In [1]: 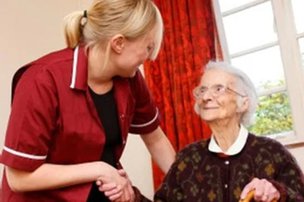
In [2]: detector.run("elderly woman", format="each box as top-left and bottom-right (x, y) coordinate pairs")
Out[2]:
(154, 61), (304, 202)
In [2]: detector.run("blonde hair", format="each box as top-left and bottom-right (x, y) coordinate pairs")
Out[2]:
(63, 0), (163, 60)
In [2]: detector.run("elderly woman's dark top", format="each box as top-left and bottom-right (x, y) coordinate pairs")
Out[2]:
(154, 134), (304, 202)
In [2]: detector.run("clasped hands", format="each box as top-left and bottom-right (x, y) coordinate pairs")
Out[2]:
(96, 168), (135, 202)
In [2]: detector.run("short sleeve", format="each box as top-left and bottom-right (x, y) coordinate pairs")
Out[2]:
(129, 71), (160, 134)
(0, 65), (58, 171)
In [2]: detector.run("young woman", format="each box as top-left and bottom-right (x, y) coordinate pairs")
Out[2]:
(0, 0), (175, 201)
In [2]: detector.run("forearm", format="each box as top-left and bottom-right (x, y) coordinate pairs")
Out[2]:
(6, 161), (109, 192)
(141, 127), (176, 173)
(148, 137), (175, 173)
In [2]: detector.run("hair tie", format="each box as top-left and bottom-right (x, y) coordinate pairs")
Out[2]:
(81, 10), (88, 26)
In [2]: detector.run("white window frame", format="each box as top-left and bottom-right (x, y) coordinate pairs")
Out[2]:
(212, 0), (304, 145)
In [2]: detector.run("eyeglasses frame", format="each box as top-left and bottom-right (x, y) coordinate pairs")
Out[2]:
(193, 84), (247, 100)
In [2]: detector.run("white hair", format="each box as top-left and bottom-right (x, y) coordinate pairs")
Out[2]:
(194, 61), (258, 126)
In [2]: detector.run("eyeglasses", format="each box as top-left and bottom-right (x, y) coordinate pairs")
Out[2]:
(193, 84), (247, 99)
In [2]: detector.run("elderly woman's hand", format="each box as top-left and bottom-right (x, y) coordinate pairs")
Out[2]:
(240, 178), (280, 202)
(96, 169), (135, 202)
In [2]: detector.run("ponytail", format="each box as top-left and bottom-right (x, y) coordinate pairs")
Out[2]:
(63, 11), (85, 48)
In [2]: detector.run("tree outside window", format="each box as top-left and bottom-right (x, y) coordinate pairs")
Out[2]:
(214, 0), (304, 143)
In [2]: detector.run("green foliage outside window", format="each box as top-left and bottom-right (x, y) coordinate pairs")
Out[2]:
(248, 81), (293, 136)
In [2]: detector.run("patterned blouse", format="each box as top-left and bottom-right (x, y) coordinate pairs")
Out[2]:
(154, 134), (304, 202)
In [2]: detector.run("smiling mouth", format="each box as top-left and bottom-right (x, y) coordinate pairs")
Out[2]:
(203, 107), (218, 110)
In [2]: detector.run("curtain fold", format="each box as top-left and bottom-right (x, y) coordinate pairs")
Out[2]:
(144, 0), (219, 188)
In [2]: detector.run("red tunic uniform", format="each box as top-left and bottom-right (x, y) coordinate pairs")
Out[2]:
(1, 46), (160, 201)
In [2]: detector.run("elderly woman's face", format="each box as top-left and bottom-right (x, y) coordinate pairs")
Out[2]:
(194, 69), (247, 123)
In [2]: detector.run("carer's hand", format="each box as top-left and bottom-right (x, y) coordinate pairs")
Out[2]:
(114, 169), (134, 202)
(240, 178), (280, 202)
(97, 168), (134, 202)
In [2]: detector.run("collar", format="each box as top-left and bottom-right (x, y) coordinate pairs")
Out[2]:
(70, 45), (88, 90)
(208, 124), (248, 156)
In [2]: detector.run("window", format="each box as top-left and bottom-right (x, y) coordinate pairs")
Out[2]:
(213, 0), (304, 145)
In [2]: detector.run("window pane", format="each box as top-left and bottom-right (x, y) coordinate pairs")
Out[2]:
(223, 2), (277, 54)
(231, 46), (285, 92)
(249, 91), (293, 136)
(299, 37), (304, 66)
(218, 0), (256, 12)
(291, 0), (304, 34)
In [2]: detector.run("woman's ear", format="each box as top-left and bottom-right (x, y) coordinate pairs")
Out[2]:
(237, 96), (249, 113)
(110, 34), (125, 54)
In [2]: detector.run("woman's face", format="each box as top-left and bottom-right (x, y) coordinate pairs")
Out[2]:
(195, 69), (247, 124)
(112, 26), (156, 78)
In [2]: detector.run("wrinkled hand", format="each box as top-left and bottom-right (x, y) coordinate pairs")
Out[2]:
(96, 168), (134, 202)
(240, 178), (280, 202)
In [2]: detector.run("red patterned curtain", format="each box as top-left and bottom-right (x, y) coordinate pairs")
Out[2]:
(144, 0), (220, 188)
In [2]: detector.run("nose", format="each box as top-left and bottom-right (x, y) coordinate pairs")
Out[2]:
(196, 95), (212, 108)
(200, 89), (213, 101)
(147, 53), (153, 61)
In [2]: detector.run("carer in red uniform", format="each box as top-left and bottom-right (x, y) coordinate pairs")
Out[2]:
(0, 0), (176, 201)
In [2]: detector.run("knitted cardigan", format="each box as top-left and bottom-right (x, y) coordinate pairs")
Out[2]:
(154, 134), (304, 202)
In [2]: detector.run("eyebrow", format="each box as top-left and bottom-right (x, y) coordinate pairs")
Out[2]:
(199, 83), (225, 87)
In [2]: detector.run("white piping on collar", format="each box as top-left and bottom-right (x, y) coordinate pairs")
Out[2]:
(70, 45), (79, 89)
(131, 108), (159, 128)
(3, 146), (47, 160)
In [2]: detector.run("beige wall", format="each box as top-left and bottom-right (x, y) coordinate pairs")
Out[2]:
(0, 0), (154, 199)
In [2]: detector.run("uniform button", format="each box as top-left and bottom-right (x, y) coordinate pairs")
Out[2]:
(225, 160), (229, 165)
(120, 114), (125, 120)
(224, 184), (228, 189)
(123, 140), (126, 145)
